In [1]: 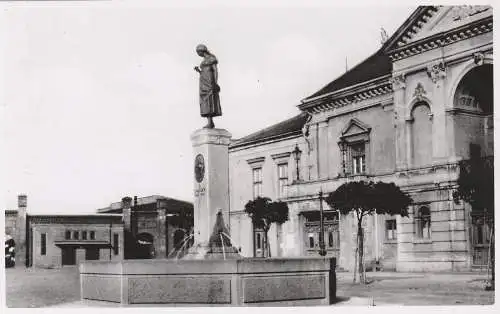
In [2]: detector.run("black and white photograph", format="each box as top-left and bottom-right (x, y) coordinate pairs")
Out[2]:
(1, 1), (495, 309)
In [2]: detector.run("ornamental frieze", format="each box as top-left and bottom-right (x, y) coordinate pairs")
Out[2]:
(390, 74), (406, 90)
(413, 83), (427, 101)
(426, 61), (446, 83)
(473, 52), (485, 65)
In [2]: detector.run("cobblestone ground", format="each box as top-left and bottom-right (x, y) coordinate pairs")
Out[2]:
(4, 266), (495, 307)
(336, 271), (495, 306)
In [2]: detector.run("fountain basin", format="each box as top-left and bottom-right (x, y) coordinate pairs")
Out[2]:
(80, 257), (336, 306)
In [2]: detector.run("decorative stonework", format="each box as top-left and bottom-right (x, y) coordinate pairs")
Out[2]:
(413, 83), (427, 101)
(426, 61), (446, 83)
(449, 5), (490, 22)
(473, 52), (485, 65)
(390, 74), (406, 90)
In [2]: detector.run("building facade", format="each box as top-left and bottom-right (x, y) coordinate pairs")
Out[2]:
(4, 195), (193, 268)
(228, 5), (493, 272)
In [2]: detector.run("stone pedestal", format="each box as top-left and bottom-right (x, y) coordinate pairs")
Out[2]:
(190, 128), (232, 248)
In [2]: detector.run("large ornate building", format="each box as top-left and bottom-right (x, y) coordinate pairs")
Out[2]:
(228, 5), (493, 272)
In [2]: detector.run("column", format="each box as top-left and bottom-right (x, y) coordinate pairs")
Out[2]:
(391, 74), (408, 170)
(155, 208), (167, 258)
(318, 121), (329, 180)
(427, 61), (448, 163)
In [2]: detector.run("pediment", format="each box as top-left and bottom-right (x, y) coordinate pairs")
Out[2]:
(341, 118), (371, 138)
(385, 5), (492, 53)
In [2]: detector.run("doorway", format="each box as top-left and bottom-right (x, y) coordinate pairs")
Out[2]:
(61, 247), (76, 266)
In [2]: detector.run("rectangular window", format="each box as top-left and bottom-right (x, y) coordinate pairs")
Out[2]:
(328, 231), (334, 247)
(252, 167), (263, 199)
(41, 233), (47, 255)
(277, 163), (288, 197)
(415, 206), (431, 239)
(90, 231), (95, 240)
(73, 231), (79, 240)
(385, 219), (397, 240)
(65, 230), (71, 240)
(82, 231), (87, 240)
(308, 233), (315, 248)
(113, 233), (119, 255)
(351, 143), (366, 174)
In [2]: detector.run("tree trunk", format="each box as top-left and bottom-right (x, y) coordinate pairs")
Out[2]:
(490, 228), (495, 289)
(264, 228), (271, 258)
(353, 236), (358, 283)
(358, 220), (365, 284)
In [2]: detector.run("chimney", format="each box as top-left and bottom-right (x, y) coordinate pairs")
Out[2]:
(122, 196), (133, 259)
(133, 196), (138, 207)
(18, 194), (27, 208)
(122, 196), (132, 209)
(16, 194), (28, 267)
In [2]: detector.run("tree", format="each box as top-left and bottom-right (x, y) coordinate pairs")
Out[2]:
(244, 197), (289, 257)
(325, 181), (412, 284)
(453, 155), (494, 290)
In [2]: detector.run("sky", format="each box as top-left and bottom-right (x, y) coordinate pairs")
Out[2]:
(1, 2), (416, 214)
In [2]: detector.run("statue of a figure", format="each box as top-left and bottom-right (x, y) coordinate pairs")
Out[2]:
(194, 44), (221, 129)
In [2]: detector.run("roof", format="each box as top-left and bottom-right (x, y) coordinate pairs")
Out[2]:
(97, 195), (193, 214)
(303, 48), (391, 101)
(230, 113), (309, 149)
(302, 7), (434, 102)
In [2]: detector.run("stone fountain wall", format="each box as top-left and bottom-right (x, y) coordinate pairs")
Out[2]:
(80, 257), (336, 306)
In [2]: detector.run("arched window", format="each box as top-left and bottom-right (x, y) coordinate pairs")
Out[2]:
(415, 206), (431, 239)
(410, 102), (433, 167)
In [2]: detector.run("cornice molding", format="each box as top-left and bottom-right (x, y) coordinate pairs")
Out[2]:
(388, 16), (492, 62)
(299, 80), (393, 114)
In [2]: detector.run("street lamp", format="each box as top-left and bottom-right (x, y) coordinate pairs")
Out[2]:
(318, 190), (327, 256)
(292, 144), (302, 181)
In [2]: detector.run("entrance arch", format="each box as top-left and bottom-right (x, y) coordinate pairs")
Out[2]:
(453, 64), (493, 114)
(452, 64), (493, 158)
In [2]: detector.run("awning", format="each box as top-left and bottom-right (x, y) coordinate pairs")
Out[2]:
(54, 241), (112, 248)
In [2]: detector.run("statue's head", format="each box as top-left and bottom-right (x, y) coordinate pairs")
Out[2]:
(196, 44), (208, 56)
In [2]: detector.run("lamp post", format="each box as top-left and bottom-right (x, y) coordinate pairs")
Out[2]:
(318, 190), (327, 256)
(292, 144), (302, 182)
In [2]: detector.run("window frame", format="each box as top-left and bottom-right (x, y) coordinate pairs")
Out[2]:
(415, 206), (431, 240)
(252, 167), (263, 199)
(385, 219), (397, 241)
(277, 163), (288, 197)
(338, 119), (371, 177)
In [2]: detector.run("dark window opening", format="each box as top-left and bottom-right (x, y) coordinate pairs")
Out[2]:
(73, 231), (79, 240)
(308, 234), (315, 248)
(113, 233), (119, 255)
(89, 231), (95, 240)
(82, 231), (87, 240)
(41, 233), (46, 256)
(65, 230), (71, 240)
(85, 248), (100, 260)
